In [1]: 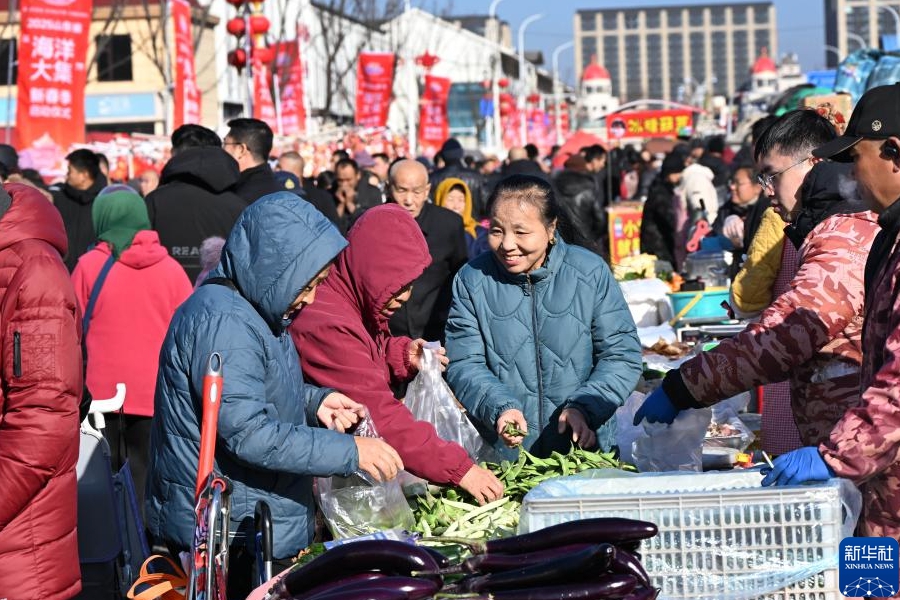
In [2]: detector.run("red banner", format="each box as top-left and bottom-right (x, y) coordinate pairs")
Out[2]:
(607, 109), (694, 140)
(253, 60), (278, 131)
(418, 75), (450, 154)
(16, 0), (92, 156)
(355, 52), (394, 128)
(274, 39), (306, 135)
(172, 0), (201, 128)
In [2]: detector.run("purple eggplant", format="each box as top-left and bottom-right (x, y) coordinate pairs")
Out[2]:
(459, 543), (615, 593)
(305, 589), (409, 600)
(298, 572), (386, 599)
(454, 543), (595, 574)
(485, 575), (638, 600)
(421, 545), (452, 568)
(610, 547), (652, 587)
(464, 518), (657, 555)
(621, 586), (660, 600)
(305, 576), (440, 600)
(277, 540), (440, 596)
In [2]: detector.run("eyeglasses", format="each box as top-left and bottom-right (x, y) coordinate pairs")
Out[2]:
(757, 156), (809, 190)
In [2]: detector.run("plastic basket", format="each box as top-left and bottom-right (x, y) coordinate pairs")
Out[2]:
(518, 471), (861, 600)
(668, 287), (730, 322)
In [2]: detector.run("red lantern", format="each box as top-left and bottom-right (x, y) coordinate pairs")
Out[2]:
(251, 45), (274, 64)
(226, 0), (244, 6)
(498, 77), (509, 89)
(249, 14), (270, 35)
(527, 93), (541, 104)
(228, 48), (248, 69)
(226, 17), (246, 37)
(415, 52), (440, 70)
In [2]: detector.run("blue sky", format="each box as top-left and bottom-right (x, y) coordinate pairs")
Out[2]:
(445, 0), (825, 85)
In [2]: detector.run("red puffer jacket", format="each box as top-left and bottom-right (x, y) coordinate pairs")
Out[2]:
(0, 184), (82, 599)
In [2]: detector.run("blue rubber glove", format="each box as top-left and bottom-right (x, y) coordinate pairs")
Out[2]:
(760, 447), (835, 486)
(633, 386), (681, 426)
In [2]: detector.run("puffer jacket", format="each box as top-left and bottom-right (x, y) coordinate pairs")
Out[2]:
(445, 237), (642, 458)
(666, 209), (880, 446)
(821, 197), (900, 540)
(0, 184), (82, 600)
(730, 207), (785, 317)
(293, 204), (474, 486)
(52, 175), (108, 271)
(554, 169), (606, 256)
(146, 192), (357, 559)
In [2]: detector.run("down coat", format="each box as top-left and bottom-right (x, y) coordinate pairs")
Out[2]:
(293, 204), (475, 486)
(445, 237), (642, 457)
(146, 192), (357, 558)
(0, 184), (82, 600)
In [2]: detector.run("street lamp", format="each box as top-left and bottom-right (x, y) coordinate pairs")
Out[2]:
(824, 44), (842, 66)
(847, 31), (869, 49)
(551, 40), (574, 145)
(878, 5), (900, 46)
(517, 13), (544, 147)
(489, 0), (506, 152)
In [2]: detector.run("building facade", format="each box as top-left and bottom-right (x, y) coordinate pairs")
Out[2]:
(825, 0), (900, 68)
(574, 2), (777, 103)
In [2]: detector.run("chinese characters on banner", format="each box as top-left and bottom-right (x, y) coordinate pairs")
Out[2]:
(274, 39), (306, 135)
(253, 60), (278, 131)
(418, 75), (450, 155)
(608, 203), (643, 264)
(172, 0), (201, 128)
(355, 52), (394, 128)
(16, 0), (92, 159)
(607, 109), (694, 140)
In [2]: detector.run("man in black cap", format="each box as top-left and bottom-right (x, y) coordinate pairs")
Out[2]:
(770, 82), (900, 541)
(430, 138), (485, 219)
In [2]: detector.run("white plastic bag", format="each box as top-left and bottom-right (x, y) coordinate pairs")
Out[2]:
(314, 414), (415, 539)
(405, 346), (499, 463)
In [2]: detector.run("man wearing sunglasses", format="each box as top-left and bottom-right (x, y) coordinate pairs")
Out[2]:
(634, 110), (879, 476)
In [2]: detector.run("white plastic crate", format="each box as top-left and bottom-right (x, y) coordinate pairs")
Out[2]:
(518, 470), (861, 600)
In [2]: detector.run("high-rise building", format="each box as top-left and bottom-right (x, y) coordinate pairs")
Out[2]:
(825, 0), (900, 68)
(574, 2), (777, 103)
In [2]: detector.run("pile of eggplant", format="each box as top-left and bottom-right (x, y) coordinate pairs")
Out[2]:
(265, 517), (659, 600)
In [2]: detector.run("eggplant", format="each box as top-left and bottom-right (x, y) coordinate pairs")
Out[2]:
(421, 545), (452, 568)
(305, 589), (409, 600)
(459, 543), (615, 593)
(276, 540), (440, 597)
(298, 572), (386, 599)
(471, 518), (657, 555)
(610, 547), (652, 588)
(306, 576), (440, 600)
(456, 543), (595, 574)
(621, 586), (660, 600)
(484, 575), (638, 600)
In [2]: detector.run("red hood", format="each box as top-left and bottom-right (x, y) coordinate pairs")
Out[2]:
(94, 230), (170, 269)
(326, 204), (430, 334)
(0, 183), (67, 256)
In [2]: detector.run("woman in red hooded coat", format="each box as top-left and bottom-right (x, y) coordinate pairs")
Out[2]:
(0, 183), (82, 599)
(291, 204), (503, 504)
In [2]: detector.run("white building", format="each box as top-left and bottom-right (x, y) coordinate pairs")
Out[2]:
(577, 58), (620, 127)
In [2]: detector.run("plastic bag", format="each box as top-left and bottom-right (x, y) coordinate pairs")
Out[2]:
(314, 414), (415, 539)
(405, 346), (499, 463)
(707, 392), (755, 452)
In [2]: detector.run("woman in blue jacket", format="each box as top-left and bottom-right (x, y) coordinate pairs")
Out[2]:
(445, 175), (641, 458)
(146, 193), (402, 596)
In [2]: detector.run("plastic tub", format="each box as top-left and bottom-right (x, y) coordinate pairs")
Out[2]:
(668, 287), (730, 322)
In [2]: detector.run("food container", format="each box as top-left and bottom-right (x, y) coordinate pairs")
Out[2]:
(667, 287), (730, 322)
(703, 434), (744, 449)
(682, 250), (730, 287)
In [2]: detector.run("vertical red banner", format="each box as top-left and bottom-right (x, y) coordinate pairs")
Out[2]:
(355, 52), (394, 128)
(274, 39), (306, 135)
(253, 60), (278, 131)
(172, 0), (201, 128)
(418, 74), (450, 155)
(16, 0), (92, 156)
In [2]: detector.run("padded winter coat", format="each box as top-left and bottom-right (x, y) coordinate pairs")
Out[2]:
(445, 237), (642, 457)
(0, 184), (82, 599)
(146, 192), (357, 558)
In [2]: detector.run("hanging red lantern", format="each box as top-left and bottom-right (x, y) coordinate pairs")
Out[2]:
(415, 52), (440, 70)
(249, 14), (270, 35)
(251, 45), (274, 64)
(498, 77), (509, 89)
(228, 48), (248, 69)
(226, 17), (246, 37)
(527, 93), (541, 104)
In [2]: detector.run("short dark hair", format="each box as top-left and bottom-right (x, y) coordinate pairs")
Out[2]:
(372, 152), (389, 163)
(316, 170), (336, 190)
(335, 158), (360, 174)
(750, 115), (778, 144)
(95, 152), (109, 170)
(706, 135), (726, 154)
(66, 149), (101, 180)
(754, 110), (836, 162)
(226, 118), (273, 162)
(524, 143), (539, 161)
(582, 144), (607, 163)
(171, 124), (222, 154)
(332, 149), (350, 162)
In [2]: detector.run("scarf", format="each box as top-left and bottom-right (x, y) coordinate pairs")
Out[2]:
(91, 189), (151, 259)
(434, 177), (478, 238)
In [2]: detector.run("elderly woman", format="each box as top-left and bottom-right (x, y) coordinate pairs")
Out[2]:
(445, 175), (642, 458)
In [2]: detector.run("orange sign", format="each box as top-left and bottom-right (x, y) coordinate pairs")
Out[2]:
(607, 109), (694, 140)
(608, 203), (643, 264)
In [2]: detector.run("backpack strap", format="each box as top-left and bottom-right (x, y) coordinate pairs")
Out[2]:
(83, 253), (117, 338)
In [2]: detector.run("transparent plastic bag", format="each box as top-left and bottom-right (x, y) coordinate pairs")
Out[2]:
(632, 405), (713, 472)
(314, 414), (415, 539)
(707, 393), (755, 452)
(405, 345), (499, 463)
